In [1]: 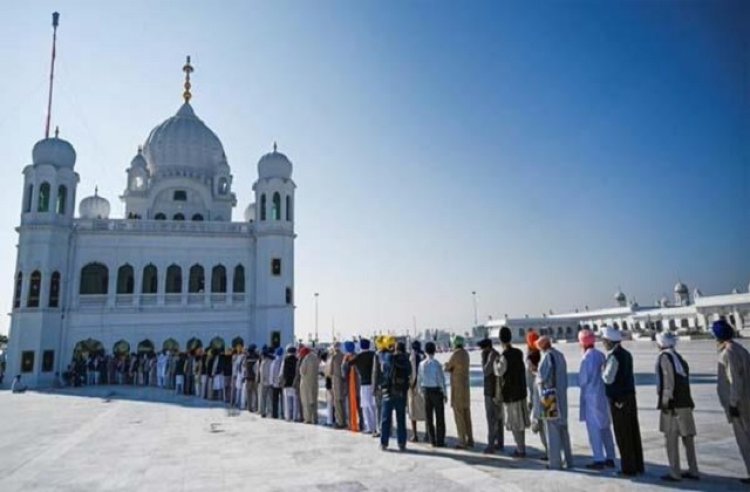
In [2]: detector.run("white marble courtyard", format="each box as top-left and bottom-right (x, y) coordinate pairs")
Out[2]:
(1, 340), (748, 491)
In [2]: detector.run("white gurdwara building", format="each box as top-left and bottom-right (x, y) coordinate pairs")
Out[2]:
(5, 58), (296, 387)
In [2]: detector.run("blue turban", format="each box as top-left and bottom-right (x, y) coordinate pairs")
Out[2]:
(712, 319), (734, 341)
(344, 341), (356, 354)
(360, 338), (371, 350)
(275, 346), (284, 357)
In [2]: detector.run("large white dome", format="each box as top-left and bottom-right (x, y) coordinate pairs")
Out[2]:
(142, 103), (226, 176)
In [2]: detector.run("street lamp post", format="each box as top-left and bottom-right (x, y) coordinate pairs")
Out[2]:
(314, 292), (319, 344)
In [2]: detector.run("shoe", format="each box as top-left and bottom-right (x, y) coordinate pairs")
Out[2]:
(660, 474), (680, 482)
(585, 462), (605, 470)
(453, 444), (466, 450)
(681, 473), (700, 481)
(436, 442), (446, 448)
(467, 441), (475, 448)
(604, 459), (615, 468)
(482, 446), (495, 454)
(380, 445), (387, 451)
(398, 445), (406, 452)
(372, 432), (381, 438)
(409, 436), (418, 443)
(511, 450), (527, 458)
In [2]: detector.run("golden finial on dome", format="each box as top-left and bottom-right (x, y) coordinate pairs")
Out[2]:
(182, 55), (194, 103)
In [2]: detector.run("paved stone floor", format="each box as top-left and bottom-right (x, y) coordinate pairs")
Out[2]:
(1, 340), (748, 491)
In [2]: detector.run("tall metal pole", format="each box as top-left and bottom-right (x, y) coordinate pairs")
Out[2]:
(472, 291), (478, 328)
(45, 12), (60, 139)
(314, 292), (319, 343)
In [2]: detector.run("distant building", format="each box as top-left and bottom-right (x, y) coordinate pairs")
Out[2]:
(485, 282), (750, 343)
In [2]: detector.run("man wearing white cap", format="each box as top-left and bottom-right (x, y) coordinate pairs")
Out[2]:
(655, 332), (699, 482)
(601, 325), (644, 477)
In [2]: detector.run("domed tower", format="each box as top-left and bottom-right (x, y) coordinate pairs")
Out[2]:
(253, 142), (296, 347)
(7, 130), (80, 387)
(122, 56), (237, 221)
(674, 281), (690, 306)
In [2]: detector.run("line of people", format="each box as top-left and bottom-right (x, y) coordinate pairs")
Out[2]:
(57, 318), (750, 485)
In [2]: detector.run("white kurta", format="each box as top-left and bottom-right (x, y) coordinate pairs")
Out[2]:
(578, 348), (611, 429)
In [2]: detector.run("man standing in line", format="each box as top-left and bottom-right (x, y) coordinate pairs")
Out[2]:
(270, 346), (284, 419)
(156, 350), (167, 389)
(299, 345), (320, 424)
(577, 329), (616, 470)
(407, 340), (426, 442)
(526, 330), (548, 460)
(536, 336), (572, 470)
(258, 347), (274, 417)
(496, 328), (530, 457)
(326, 342), (346, 429)
(655, 332), (699, 482)
(352, 338), (378, 434)
(713, 319), (750, 485)
(280, 344), (299, 422)
(444, 335), (474, 449)
(601, 326), (644, 477)
(245, 345), (260, 412)
(379, 339), (411, 451)
(478, 338), (504, 454)
(420, 341), (447, 447)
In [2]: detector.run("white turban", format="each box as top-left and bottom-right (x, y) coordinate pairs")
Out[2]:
(656, 332), (677, 349)
(601, 325), (622, 342)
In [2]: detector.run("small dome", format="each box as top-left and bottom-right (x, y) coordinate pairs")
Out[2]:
(674, 282), (688, 295)
(79, 190), (111, 219)
(258, 143), (293, 179)
(142, 103), (226, 176)
(660, 296), (670, 307)
(243, 202), (256, 222)
(32, 137), (76, 168)
(614, 290), (626, 302)
(130, 147), (148, 169)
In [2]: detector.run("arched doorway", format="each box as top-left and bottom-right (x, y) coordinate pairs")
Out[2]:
(74, 338), (104, 360)
(162, 338), (180, 353)
(113, 340), (131, 357)
(137, 339), (155, 354)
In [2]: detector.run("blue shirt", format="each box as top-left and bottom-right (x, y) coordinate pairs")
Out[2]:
(419, 357), (446, 394)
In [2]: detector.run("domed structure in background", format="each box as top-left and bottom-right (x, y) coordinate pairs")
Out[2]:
(258, 142), (293, 180)
(32, 134), (76, 168)
(79, 189), (110, 219)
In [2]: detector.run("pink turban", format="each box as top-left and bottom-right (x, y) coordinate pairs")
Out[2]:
(535, 336), (552, 351)
(578, 329), (595, 348)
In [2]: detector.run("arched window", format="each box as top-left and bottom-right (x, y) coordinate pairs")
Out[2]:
(154, 213), (166, 220)
(38, 182), (51, 212)
(218, 177), (229, 195)
(211, 265), (227, 293)
(233, 264), (245, 293)
(166, 264), (182, 293)
(622, 321), (629, 331)
(668, 319), (677, 331)
(189, 264), (205, 293)
(26, 270), (42, 307)
(142, 264), (158, 294)
(192, 214), (204, 221)
(56, 185), (67, 214)
(13, 272), (22, 308)
(173, 213), (185, 221)
(24, 184), (33, 213)
(285, 195), (292, 221)
(49, 271), (61, 307)
(79, 263), (108, 295)
(260, 194), (267, 221)
(117, 264), (134, 294)
(680, 318), (689, 329)
(272, 192), (281, 220)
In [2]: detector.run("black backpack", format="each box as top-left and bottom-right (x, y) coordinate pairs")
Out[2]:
(389, 354), (410, 396)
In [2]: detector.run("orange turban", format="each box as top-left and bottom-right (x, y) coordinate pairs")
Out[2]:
(526, 331), (540, 351)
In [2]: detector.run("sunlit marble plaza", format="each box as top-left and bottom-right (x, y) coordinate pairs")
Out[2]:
(1, 340), (748, 491)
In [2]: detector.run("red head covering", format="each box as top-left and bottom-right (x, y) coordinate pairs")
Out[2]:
(526, 331), (540, 352)
(298, 346), (311, 358)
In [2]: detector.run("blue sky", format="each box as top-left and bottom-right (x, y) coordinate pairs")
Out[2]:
(0, 1), (747, 338)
